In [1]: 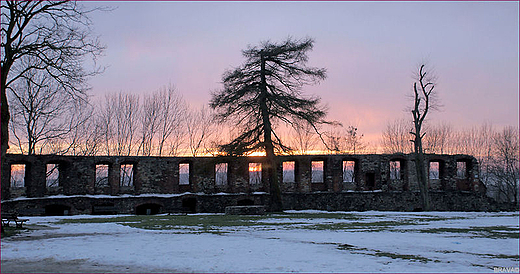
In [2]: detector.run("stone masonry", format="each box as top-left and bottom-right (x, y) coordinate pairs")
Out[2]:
(2, 153), (512, 215)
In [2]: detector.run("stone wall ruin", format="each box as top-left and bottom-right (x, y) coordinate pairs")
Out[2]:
(2, 153), (512, 215)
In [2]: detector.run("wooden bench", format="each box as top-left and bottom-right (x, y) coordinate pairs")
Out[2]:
(1, 213), (28, 228)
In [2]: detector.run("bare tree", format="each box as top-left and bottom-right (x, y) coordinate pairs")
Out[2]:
(63, 104), (103, 156)
(184, 105), (214, 157)
(291, 120), (320, 154)
(344, 126), (366, 154)
(323, 124), (365, 154)
(138, 85), (187, 156)
(97, 92), (139, 156)
(1, 0), (105, 158)
(323, 123), (344, 154)
(155, 85), (186, 156)
(423, 122), (453, 154)
(451, 123), (495, 187)
(210, 37), (329, 211)
(137, 92), (162, 156)
(489, 126), (519, 205)
(410, 64), (439, 211)
(381, 118), (413, 154)
(8, 66), (89, 155)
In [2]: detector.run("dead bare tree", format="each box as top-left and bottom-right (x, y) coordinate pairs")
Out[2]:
(1, 0), (105, 159)
(410, 64), (439, 211)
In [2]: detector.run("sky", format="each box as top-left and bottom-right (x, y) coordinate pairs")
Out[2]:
(83, 1), (519, 145)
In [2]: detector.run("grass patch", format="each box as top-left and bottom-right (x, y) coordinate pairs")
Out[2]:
(373, 251), (431, 263)
(335, 243), (431, 263)
(419, 226), (519, 239)
(438, 249), (518, 261)
(57, 214), (312, 233)
(56, 212), (366, 232)
(305, 220), (417, 231)
(56, 213), (518, 237)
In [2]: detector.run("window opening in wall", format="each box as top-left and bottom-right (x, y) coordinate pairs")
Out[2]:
(342, 161), (355, 183)
(120, 164), (134, 187)
(282, 161), (295, 183)
(311, 161), (324, 183)
(179, 163), (190, 185)
(46, 164), (59, 188)
(10, 164), (25, 188)
(215, 163), (228, 186)
(95, 164), (109, 189)
(456, 161), (467, 179)
(390, 161), (401, 180)
(249, 163), (262, 185)
(429, 162), (440, 180)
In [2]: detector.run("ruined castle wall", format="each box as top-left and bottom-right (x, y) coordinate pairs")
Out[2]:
(2, 153), (484, 200)
(1, 153), (497, 214)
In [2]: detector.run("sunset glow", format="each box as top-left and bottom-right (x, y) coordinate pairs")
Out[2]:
(82, 1), (517, 147)
(248, 163), (262, 173)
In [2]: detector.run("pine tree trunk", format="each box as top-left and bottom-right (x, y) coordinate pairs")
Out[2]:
(260, 54), (283, 212)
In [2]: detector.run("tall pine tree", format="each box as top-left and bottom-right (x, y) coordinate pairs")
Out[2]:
(210, 37), (329, 211)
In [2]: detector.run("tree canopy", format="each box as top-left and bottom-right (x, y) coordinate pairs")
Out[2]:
(210, 37), (328, 156)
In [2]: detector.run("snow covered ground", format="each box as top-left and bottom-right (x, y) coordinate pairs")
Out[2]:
(1, 211), (518, 273)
